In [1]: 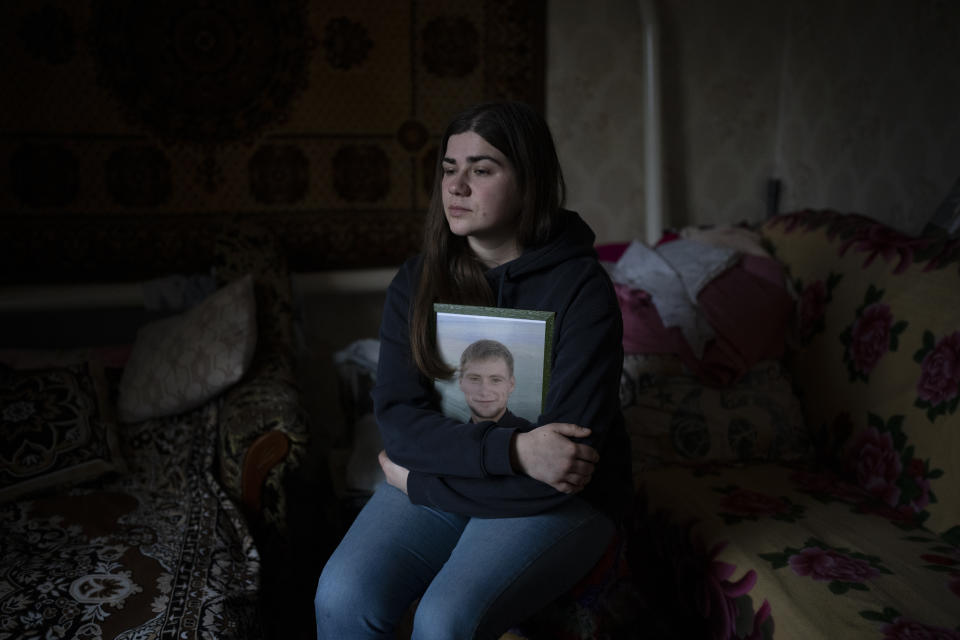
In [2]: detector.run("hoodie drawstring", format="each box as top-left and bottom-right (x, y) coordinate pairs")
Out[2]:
(496, 268), (508, 307)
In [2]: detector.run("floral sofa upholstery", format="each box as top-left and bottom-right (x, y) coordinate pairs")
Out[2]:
(502, 210), (960, 639)
(0, 224), (311, 639)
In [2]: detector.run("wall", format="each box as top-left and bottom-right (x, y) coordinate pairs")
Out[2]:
(775, 0), (960, 235)
(548, 0), (960, 241)
(0, 0), (545, 279)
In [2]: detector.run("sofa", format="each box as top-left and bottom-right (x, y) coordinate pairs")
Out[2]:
(0, 224), (314, 639)
(329, 210), (959, 639)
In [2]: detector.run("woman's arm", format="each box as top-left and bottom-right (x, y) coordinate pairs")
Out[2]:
(511, 423), (598, 493)
(398, 267), (626, 517)
(381, 423), (597, 495)
(372, 261), (521, 479)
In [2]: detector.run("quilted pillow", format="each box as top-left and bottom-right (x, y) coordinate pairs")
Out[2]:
(0, 360), (124, 502)
(762, 210), (960, 534)
(118, 274), (257, 422)
(621, 358), (810, 471)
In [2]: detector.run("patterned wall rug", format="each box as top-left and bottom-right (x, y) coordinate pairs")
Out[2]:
(0, 0), (545, 282)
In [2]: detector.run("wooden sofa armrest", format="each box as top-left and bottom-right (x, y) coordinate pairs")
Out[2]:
(241, 429), (291, 515)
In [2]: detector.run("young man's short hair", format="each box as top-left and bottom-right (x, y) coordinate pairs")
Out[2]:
(458, 339), (515, 377)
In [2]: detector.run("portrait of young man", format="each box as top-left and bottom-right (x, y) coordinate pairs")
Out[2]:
(457, 339), (527, 427)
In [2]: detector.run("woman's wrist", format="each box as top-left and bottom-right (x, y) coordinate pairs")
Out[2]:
(510, 432), (527, 474)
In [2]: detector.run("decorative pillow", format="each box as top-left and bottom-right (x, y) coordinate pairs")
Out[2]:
(1, 360), (124, 502)
(621, 359), (810, 471)
(762, 210), (960, 534)
(118, 274), (257, 422)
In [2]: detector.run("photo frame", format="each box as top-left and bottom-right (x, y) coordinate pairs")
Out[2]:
(434, 303), (554, 424)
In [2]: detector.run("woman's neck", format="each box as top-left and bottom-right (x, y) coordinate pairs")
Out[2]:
(468, 235), (521, 268)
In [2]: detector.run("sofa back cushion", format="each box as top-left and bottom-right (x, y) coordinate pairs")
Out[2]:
(117, 274), (257, 423)
(621, 357), (811, 471)
(762, 210), (960, 534)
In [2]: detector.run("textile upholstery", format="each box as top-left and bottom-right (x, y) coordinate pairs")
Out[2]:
(0, 405), (261, 639)
(212, 221), (309, 538)
(212, 221), (333, 639)
(764, 211), (960, 535)
(621, 358), (809, 469)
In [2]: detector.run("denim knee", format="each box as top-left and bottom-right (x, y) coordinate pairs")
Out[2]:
(411, 591), (484, 640)
(314, 572), (347, 636)
(314, 569), (383, 638)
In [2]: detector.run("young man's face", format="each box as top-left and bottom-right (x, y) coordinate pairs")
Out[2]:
(459, 356), (515, 423)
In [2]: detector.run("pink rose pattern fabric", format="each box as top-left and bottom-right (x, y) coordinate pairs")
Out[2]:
(685, 211), (960, 639)
(840, 286), (908, 382)
(790, 467), (870, 505)
(768, 209), (957, 521)
(750, 471), (960, 634)
(797, 273), (842, 342)
(881, 619), (960, 640)
(835, 221), (933, 275)
(861, 606), (960, 639)
(792, 412), (943, 530)
(849, 426), (903, 508)
(914, 330), (960, 421)
(767, 209), (960, 274)
(839, 413), (943, 528)
(715, 486), (805, 525)
(914, 531), (960, 603)
(761, 537), (891, 594)
(789, 547), (881, 585)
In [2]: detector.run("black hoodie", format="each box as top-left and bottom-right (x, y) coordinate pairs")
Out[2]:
(372, 210), (633, 519)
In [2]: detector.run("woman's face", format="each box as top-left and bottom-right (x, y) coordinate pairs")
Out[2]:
(441, 131), (522, 256)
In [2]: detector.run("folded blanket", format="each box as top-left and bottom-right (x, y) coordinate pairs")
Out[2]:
(606, 233), (794, 387)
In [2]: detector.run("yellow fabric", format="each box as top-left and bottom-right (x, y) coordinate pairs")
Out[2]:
(641, 463), (960, 638)
(762, 213), (960, 534)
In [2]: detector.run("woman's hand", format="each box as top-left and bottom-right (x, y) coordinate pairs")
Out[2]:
(378, 450), (410, 494)
(510, 423), (599, 494)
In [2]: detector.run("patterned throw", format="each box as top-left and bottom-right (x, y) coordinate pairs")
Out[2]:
(0, 360), (124, 502)
(0, 404), (262, 639)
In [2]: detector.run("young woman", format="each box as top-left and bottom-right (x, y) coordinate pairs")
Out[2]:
(315, 101), (632, 640)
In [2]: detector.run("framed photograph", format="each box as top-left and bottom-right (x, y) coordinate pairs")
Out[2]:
(433, 303), (555, 424)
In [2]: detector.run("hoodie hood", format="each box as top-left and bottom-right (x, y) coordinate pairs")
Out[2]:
(485, 209), (597, 306)
(374, 205), (631, 519)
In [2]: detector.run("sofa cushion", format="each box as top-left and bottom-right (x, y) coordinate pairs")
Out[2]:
(640, 462), (960, 638)
(622, 359), (811, 470)
(118, 274), (257, 422)
(762, 211), (960, 534)
(0, 404), (262, 639)
(0, 360), (124, 502)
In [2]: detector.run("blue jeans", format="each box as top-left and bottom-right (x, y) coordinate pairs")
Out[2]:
(314, 483), (615, 640)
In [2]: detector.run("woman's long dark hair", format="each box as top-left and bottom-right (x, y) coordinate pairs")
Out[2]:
(410, 101), (567, 379)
